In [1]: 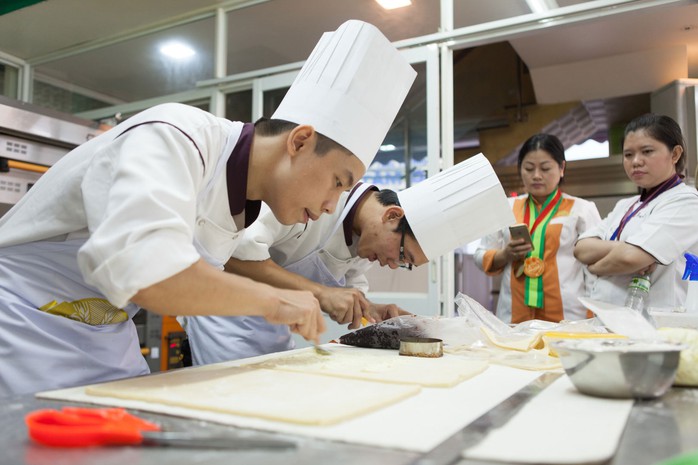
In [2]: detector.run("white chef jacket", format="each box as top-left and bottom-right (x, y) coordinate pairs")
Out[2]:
(185, 184), (376, 365)
(0, 103), (254, 396)
(578, 182), (698, 310)
(474, 193), (601, 323)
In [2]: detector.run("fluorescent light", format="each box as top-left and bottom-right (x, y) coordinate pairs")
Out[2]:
(380, 144), (397, 152)
(525, 0), (554, 13)
(159, 42), (196, 59)
(375, 0), (411, 10)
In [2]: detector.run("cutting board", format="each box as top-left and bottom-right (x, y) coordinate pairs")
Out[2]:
(463, 375), (634, 463)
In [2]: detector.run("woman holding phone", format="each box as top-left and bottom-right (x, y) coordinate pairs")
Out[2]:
(475, 133), (601, 324)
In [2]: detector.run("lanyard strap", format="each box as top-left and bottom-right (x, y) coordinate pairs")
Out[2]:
(610, 174), (682, 240)
(523, 189), (562, 235)
(522, 189), (563, 309)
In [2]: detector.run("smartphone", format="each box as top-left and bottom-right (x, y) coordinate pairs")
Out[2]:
(509, 224), (534, 250)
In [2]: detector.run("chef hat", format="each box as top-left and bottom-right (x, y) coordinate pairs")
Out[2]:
(398, 154), (516, 260)
(272, 20), (416, 168)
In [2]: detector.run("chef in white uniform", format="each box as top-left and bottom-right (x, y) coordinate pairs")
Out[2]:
(0, 20), (416, 397)
(575, 114), (698, 309)
(187, 154), (515, 364)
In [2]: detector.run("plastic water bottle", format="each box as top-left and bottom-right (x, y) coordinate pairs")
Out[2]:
(625, 274), (653, 323)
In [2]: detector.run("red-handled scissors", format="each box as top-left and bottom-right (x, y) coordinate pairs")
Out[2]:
(25, 407), (296, 449)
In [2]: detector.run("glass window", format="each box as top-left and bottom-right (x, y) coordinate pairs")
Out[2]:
(363, 61), (428, 190)
(32, 79), (112, 114)
(262, 87), (288, 119)
(225, 89), (253, 123)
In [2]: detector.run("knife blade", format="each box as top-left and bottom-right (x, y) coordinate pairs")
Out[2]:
(412, 371), (563, 465)
(313, 343), (332, 356)
(140, 431), (297, 449)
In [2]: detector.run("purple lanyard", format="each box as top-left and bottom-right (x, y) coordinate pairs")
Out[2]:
(610, 174), (682, 240)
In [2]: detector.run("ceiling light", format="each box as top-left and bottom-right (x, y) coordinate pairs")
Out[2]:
(375, 0), (411, 10)
(525, 0), (558, 13)
(159, 42), (196, 59)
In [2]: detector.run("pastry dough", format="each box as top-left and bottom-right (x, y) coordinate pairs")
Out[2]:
(86, 365), (420, 426)
(446, 345), (562, 371)
(658, 327), (698, 386)
(480, 327), (545, 352)
(255, 346), (488, 387)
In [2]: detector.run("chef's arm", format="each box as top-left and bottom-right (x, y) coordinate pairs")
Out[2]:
(574, 237), (619, 264)
(225, 257), (372, 329)
(584, 242), (657, 276)
(132, 258), (325, 343)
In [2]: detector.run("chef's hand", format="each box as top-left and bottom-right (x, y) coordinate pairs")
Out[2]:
(265, 289), (326, 344)
(368, 303), (412, 322)
(317, 287), (373, 330)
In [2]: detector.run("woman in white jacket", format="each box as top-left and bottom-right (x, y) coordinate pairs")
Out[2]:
(575, 114), (698, 310)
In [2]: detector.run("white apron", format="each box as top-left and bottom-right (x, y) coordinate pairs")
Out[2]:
(187, 183), (374, 364)
(0, 122), (243, 397)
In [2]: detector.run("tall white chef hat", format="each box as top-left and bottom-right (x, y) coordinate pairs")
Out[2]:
(398, 154), (516, 260)
(272, 20), (416, 168)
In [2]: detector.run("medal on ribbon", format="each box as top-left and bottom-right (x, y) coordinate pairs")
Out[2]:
(523, 257), (545, 278)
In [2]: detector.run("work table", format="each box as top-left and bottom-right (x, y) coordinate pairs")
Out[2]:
(2, 385), (698, 465)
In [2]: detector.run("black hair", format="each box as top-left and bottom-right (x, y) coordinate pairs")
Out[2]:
(375, 188), (415, 239)
(253, 117), (351, 156)
(517, 133), (566, 172)
(623, 113), (686, 177)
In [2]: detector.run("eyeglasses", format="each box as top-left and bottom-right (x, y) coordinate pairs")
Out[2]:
(398, 223), (412, 271)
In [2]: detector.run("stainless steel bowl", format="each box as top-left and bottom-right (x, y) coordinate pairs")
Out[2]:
(551, 339), (685, 399)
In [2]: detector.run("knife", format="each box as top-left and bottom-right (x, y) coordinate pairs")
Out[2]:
(412, 371), (563, 465)
(140, 431), (296, 449)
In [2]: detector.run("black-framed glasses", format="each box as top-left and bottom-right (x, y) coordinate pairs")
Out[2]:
(398, 223), (412, 271)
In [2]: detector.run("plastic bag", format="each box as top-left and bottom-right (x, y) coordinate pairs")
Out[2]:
(338, 313), (482, 349)
(337, 292), (603, 371)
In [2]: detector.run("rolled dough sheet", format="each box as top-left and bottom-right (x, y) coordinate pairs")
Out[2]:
(254, 345), (489, 387)
(86, 365), (420, 426)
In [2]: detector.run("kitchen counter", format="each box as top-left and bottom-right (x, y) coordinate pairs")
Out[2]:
(2, 385), (698, 465)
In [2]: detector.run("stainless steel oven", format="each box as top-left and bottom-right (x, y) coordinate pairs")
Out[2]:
(0, 96), (102, 216)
